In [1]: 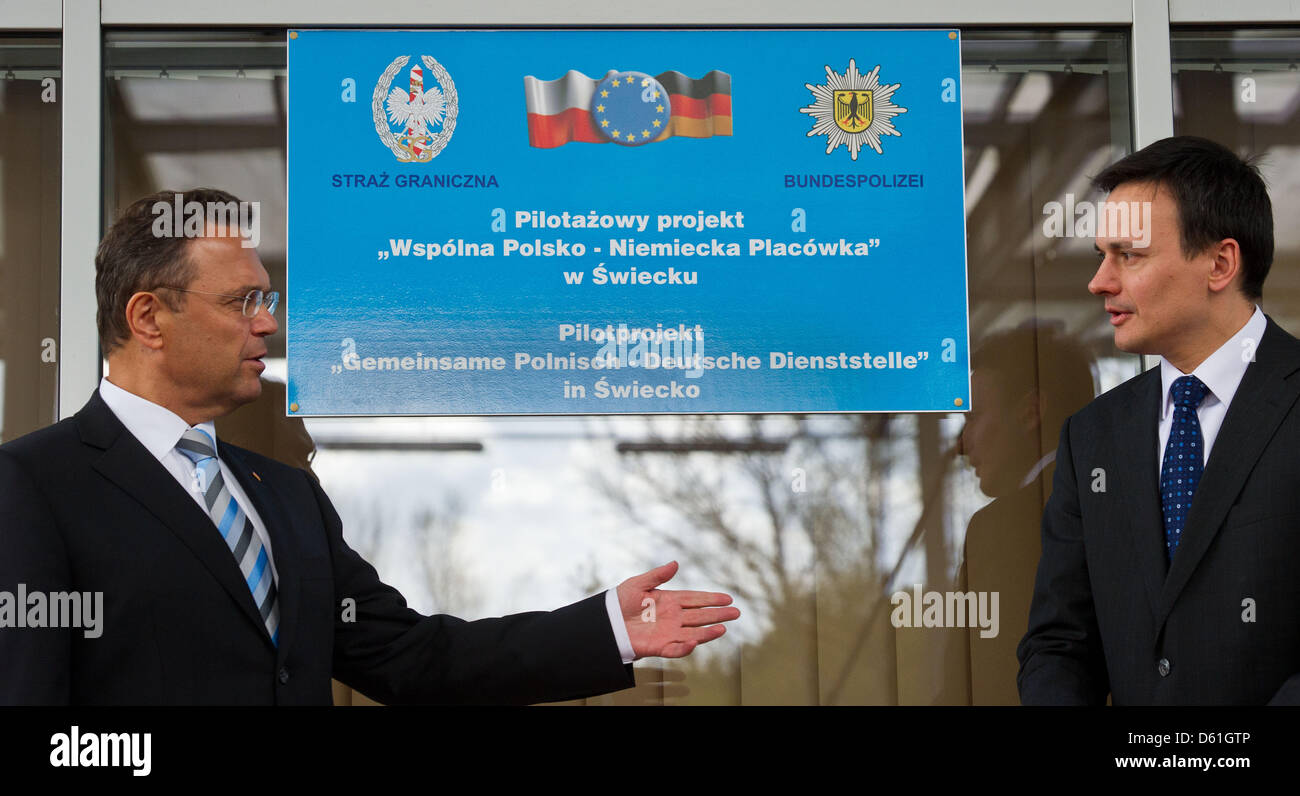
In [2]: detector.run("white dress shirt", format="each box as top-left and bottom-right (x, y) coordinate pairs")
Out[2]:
(1157, 305), (1266, 474)
(98, 377), (637, 663)
(99, 376), (280, 583)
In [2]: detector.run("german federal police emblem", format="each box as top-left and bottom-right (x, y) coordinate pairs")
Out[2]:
(373, 55), (459, 162)
(801, 60), (906, 159)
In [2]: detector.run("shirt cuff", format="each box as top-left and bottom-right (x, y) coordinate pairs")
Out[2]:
(605, 588), (636, 664)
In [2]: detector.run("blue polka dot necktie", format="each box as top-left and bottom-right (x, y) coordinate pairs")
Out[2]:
(1160, 375), (1210, 562)
(175, 428), (280, 645)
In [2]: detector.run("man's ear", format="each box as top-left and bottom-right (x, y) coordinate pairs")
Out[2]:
(1207, 238), (1244, 295)
(124, 291), (169, 350)
(1016, 387), (1042, 434)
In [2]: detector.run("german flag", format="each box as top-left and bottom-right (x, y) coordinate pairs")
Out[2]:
(654, 70), (731, 140)
(524, 69), (732, 148)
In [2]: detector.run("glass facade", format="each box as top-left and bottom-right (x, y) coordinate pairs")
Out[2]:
(1172, 29), (1300, 330)
(100, 29), (1133, 704)
(5, 7), (1295, 706)
(0, 35), (60, 442)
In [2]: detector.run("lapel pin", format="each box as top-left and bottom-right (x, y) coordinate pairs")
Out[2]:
(252, 471), (262, 482)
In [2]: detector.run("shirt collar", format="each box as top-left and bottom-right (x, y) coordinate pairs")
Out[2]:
(98, 376), (219, 459)
(1160, 305), (1266, 420)
(1019, 450), (1056, 489)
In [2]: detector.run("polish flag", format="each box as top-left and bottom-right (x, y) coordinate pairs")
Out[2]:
(523, 70), (613, 149)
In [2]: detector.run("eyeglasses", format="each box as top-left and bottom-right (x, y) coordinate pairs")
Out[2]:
(155, 286), (280, 318)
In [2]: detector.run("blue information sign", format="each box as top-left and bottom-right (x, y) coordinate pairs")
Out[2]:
(286, 29), (969, 415)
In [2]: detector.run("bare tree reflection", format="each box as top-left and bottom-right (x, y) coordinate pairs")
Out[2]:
(337, 491), (480, 618)
(587, 413), (924, 704)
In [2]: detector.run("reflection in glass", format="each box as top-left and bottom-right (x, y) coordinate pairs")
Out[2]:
(1172, 29), (1300, 331)
(958, 324), (1094, 704)
(102, 29), (1136, 705)
(0, 36), (60, 442)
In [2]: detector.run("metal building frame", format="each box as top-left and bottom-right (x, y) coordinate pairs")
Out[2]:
(2, 0), (1296, 416)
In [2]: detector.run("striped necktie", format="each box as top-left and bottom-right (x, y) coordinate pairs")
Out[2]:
(175, 428), (280, 645)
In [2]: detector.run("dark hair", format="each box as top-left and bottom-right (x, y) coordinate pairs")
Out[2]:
(1092, 135), (1273, 300)
(95, 187), (243, 353)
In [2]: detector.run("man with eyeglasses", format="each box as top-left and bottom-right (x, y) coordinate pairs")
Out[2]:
(0, 187), (738, 705)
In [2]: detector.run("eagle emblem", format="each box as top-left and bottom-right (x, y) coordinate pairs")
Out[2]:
(832, 90), (873, 133)
(372, 55), (458, 162)
(801, 60), (906, 159)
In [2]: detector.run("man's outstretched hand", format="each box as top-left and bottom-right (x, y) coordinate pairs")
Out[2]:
(616, 561), (740, 659)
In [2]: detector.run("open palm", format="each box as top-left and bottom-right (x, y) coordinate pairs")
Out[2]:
(615, 561), (740, 659)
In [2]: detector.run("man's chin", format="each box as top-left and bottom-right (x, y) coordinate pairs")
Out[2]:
(977, 476), (1018, 499)
(233, 377), (265, 406)
(1111, 330), (1150, 354)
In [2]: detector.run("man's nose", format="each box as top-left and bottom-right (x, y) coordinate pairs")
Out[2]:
(1088, 256), (1118, 296)
(254, 306), (279, 336)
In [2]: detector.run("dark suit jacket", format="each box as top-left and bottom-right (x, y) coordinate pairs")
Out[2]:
(0, 391), (634, 705)
(1018, 316), (1300, 705)
(963, 464), (1051, 705)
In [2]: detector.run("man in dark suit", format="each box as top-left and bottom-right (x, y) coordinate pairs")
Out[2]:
(960, 324), (1094, 704)
(0, 188), (739, 705)
(1017, 136), (1299, 705)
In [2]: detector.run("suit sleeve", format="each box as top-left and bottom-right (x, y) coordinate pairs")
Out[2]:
(1016, 416), (1110, 705)
(1267, 675), (1300, 705)
(302, 472), (635, 705)
(0, 450), (72, 705)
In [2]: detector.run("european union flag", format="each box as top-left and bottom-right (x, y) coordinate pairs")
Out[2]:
(591, 71), (670, 146)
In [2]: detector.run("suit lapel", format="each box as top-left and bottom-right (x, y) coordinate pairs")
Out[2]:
(1157, 317), (1300, 626)
(1112, 369), (1168, 615)
(77, 392), (274, 648)
(220, 444), (301, 659)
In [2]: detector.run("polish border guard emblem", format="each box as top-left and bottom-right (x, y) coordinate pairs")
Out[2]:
(373, 55), (459, 162)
